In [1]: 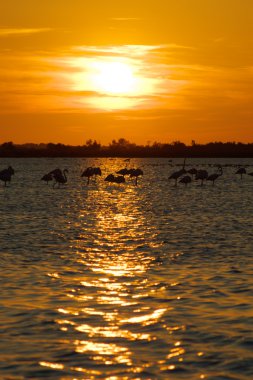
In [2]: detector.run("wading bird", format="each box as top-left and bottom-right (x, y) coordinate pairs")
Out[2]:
(81, 167), (94, 185)
(0, 166), (14, 186)
(207, 165), (223, 185)
(81, 167), (102, 184)
(41, 172), (53, 185)
(49, 168), (68, 188)
(168, 158), (187, 186)
(129, 168), (143, 185)
(179, 175), (192, 186)
(105, 174), (125, 184)
(116, 168), (130, 176)
(195, 169), (208, 186)
(188, 168), (198, 177)
(235, 167), (246, 179)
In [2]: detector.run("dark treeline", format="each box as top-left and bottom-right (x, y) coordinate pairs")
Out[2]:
(1, 139), (253, 157)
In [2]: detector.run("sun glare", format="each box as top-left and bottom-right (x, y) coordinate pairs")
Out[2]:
(91, 61), (137, 95)
(66, 48), (163, 110)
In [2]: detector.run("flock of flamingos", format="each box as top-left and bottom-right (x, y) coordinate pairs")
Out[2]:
(0, 159), (253, 187)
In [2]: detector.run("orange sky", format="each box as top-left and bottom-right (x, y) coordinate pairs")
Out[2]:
(1, 0), (253, 145)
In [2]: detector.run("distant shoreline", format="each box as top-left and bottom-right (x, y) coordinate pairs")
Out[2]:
(1, 140), (253, 158)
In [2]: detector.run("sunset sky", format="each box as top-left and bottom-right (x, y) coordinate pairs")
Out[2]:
(1, 0), (253, 145)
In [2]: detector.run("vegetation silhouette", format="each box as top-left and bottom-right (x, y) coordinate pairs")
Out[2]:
(1, 139), (253, 158)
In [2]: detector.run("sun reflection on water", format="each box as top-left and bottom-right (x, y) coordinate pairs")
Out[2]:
(54, 168), (174, 377)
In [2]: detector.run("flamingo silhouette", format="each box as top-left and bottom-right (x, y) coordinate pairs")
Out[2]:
(195, 169), (208, 186)
(129, 168), (143, 185)
(168, 158), (187, 186)
(207, 165), (223, 185)
(179, 175), (192, 186)
(105, 174), (125, 184)
(188, 168), (198, 177)
(93, 167), (102, 180)
(0, 166), (14, 186)
(41, 172), (53, 185)
(81, 167), (102, 184)
(49, 168), (68, 187)
(116, 168), (129, 176)
(81, 167), (94, 184)
(235, 167), (246, 179)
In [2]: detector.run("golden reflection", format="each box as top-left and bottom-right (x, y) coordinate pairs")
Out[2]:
(47, 272), (60, 279)
(69, 172), (167, 374)
(57, 308), (79, 316)
(75, 324), (152, 341)
(167, 347), (185, 359)
(39, 361), (64, 370)
(70, 366), (101, 376)
(121, 308), (166, 326)
(74, 340), (132, 365)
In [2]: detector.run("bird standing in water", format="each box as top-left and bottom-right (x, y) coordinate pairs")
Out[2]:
(168, 158), (187, 186)
(49, 168), (68, 188)
(0, 166), (15, 186)
(207, 165), (223, 185)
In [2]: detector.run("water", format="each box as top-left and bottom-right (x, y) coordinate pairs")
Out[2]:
(0, 158), (253, 380)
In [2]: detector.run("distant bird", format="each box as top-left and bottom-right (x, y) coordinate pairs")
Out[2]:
(41, 172), (53, 185)
(81, 167), (102, 184)
(81, 167), (94, 185)
(93, 167), (102, 179)
(195, 169), (208, 186)
(179, 175), (192, 186)
(0, 166), (14, 186)
(236, 167), (246, 179)
(116, 168), (129, 176)
(168, 158), (187, 186)
(114, 175), (125, 184)
(207, 165), (223, 185)
(129, 168), (143, 185)
(105, 174), (115, 183)
(104, 174), (125, 184)
(188, 168), (198, 177)
(49, 168), (68, 187)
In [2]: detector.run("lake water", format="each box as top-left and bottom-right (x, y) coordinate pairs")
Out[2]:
(0, 158), (253, 380)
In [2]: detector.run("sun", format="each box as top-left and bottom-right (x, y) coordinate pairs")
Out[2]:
(91, 61), (137, 95)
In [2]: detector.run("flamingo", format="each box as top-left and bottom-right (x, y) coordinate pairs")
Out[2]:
(81, 167), (94, 185)
(81, 167), (102, 184)
(129, 168), (143, 185)
(50, 168), (68, 187)
(41, 172), (53, 185)
(179, 175), (192, 186)
(195, 169), (208, 186)
(188, 168), (198, 177)
(168, 158), (187, 186)
(0, 166), (14, 186)
(235, 167), (246, 179)
(93, 167), (102, 180)
(116, 168), (129, 176)
(104, 174), (125, 184)
(207, 165), (223, 185)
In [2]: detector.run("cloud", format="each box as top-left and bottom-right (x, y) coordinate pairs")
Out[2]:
(0, 28), (52, 37)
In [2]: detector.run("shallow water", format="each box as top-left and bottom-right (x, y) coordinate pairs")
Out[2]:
(0, 157), (253, 380)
